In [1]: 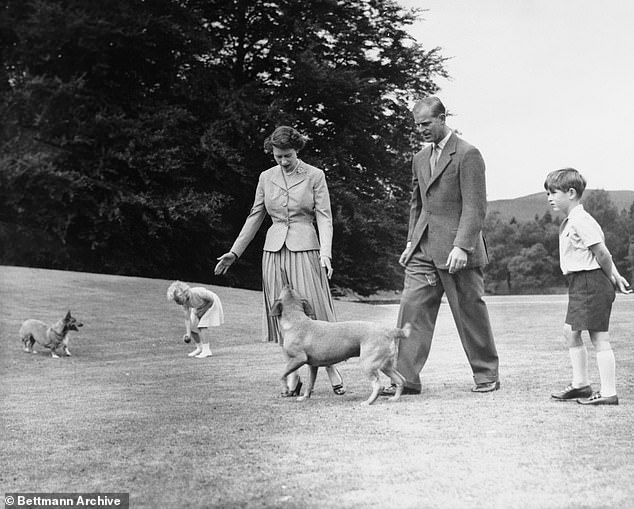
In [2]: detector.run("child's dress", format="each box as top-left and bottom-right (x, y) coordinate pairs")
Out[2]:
(185, 287), (224, 332)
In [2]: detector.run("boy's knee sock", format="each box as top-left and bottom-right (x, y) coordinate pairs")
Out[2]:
(569, 345), (589, 387)
(596, 349), (616, 397)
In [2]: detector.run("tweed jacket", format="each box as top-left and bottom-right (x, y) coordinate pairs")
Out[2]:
(405, 132), (488, 268)
(230, 161), (333, 259)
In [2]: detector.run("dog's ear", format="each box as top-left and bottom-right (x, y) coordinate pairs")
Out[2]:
(270, 300), (282, 317)
(65, 310), (72, 320)
(301, 300), (316, 320)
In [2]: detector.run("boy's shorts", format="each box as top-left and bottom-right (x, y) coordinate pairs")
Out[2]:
(566, 269), (615, 332)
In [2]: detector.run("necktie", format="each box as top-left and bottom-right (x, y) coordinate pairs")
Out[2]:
(430, 144), (440, 175)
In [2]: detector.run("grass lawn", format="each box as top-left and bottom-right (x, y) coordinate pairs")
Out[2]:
(1, 265), (633, 509)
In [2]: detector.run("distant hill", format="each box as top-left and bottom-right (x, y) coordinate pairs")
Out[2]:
(487, 190), (634, 222)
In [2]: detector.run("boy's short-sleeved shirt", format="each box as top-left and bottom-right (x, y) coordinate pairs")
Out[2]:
(559, 204), (604, 275)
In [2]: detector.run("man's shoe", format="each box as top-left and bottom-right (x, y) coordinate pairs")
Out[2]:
(380, 384), (420, 396)
(551, 384), (592, 400)
(577, 392), (618, 406)
(471, 381), (500, 393)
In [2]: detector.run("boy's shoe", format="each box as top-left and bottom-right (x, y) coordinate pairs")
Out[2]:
(577, 392), (619, 406)
(551, 384), (593, 400)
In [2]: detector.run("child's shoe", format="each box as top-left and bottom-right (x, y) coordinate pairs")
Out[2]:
(195, 344), (212, 358)
(551, 384), (592, 400)
(188, 346), (202, 357)
(577, 392), (618, 405)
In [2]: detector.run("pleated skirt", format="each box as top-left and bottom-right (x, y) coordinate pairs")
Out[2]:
(262, 246), (336, 345)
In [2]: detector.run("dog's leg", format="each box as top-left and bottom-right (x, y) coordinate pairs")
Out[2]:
(29, 338), (37, 353)
(50, 348), (60, 359)
(297, 365), (318, 402)
(364, 370), (383, 405)
(382, 365), (406, 402)
(62, 336), (71, 356)
(281, 355), (307, 396)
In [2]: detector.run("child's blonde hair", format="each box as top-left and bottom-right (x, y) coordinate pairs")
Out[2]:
(166, 281), (190, 302)
(544, 168), (587, 197)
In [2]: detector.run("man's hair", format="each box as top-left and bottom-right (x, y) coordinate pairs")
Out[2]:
(413, 96), (446, 117)
(543, 168), (587, 197)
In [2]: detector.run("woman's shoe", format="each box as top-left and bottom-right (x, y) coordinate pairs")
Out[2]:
(281, 378), (302, 397)
(332, 384), (346, 396)
(330, 367), (345, 395)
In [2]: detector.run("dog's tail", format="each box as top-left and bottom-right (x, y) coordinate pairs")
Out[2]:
(394, 322), (411, 340)
(387, 323), (411, 361)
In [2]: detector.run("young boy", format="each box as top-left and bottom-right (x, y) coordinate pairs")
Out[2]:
(167, 281), (224, 358)
(545, 168), (632, 405)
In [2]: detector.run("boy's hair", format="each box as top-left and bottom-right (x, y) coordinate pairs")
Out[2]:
(543, 168), (587, 197)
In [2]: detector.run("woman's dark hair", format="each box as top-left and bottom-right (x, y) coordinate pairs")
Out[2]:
(263, 126), (307, 153)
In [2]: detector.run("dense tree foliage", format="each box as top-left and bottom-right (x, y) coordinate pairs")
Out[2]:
(2, 1), (631, 295)
(0, 0), (447, 295)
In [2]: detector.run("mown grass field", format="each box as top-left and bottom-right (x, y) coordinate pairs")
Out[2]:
(1, 265), (633, 509)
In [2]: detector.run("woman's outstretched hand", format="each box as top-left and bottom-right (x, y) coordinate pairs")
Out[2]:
(214, 252), (237, 275)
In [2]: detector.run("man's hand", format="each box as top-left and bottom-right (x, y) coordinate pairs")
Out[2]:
(399, 243), (412, 267)
(446, 246), (468, 274)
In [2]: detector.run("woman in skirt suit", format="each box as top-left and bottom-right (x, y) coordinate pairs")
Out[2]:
(214, 126), (345, 397)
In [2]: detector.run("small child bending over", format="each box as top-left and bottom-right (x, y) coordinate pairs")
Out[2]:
(167, 281), (225, 358)
(545, 168), (632, 405)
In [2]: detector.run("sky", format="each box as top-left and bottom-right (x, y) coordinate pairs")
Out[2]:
(396, 0), (634, 200)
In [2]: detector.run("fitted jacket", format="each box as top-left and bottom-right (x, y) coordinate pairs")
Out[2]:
(405, 132), (488, 268)
(230, 162), (333, 259)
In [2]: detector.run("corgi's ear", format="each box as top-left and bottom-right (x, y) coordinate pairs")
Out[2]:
(301, 300), (315, 319)
(65, 310), (72, 319)
(270, 300), (282, 317)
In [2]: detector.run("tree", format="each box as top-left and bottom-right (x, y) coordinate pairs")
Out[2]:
(483, 211), (563, 294)
(583, 190), (630, 277)
(193, 0), (448, 292)
(1, 0), (448, 294)
(483, 212), (520, 292)
(0, 0), (229, 279)
(507, 243), (560, 292)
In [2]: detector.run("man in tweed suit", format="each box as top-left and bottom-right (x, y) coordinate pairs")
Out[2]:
(383, 97), (500, 396)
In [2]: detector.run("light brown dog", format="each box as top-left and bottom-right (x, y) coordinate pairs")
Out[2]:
(19, 311), (83, 358)
(270, 285), (408, 405)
